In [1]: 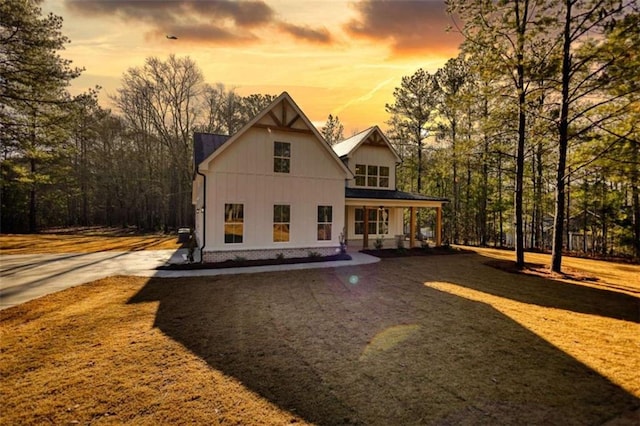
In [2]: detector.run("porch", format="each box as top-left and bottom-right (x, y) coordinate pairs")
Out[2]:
(344, 188), (448, 251)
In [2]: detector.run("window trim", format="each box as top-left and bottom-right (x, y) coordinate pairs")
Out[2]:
(354, 163), (390, 188)
(354, 207), (389, 235)
(224, 203), (244, 244)
(317, 205), (332, 241)
(273, 204), (290, 243)
(274, 141), (291, 173)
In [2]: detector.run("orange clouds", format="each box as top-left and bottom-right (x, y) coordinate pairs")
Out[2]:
(345, 0), (463, 57)
(64, 0), (332, 45)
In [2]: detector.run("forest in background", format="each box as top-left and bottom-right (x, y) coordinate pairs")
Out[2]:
(1, 0), (639, 266)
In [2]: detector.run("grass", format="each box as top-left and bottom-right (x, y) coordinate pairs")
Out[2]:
(1, 250), (639, 424)
(0, 228), (182, 254)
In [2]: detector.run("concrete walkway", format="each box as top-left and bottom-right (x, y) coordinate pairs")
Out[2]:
(0, 249), (379, 310)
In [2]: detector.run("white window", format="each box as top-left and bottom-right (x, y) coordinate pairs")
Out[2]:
(224, 203), (243, 243)
(355, 164), (390, 188)
(317, 205), (332, 240)
(354, 208), (389, 235)
(274, 141), (290, 173)
(355, 164), (366, 186)
(273, 204), (290, 242)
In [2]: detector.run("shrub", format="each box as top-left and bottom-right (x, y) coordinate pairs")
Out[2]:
(374, 236), (384, 250)
(339, 229), (347, 254)
(307, 251), (321, 258)
(275, 253), (285, 260)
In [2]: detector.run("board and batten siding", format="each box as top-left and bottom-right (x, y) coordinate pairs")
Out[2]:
(201, 126), (346, 256)
(346, 144), (398, 190)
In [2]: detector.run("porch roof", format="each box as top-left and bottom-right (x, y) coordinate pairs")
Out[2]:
(345, 188), (448, 207)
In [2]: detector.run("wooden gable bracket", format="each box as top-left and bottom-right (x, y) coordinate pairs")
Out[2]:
(268, 110), (283, 127)
(368, 132), (385, 146)
(254, 99), (312, 134)
(285, 114), (301, 128)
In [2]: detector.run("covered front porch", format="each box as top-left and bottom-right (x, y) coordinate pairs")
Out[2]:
(344, 188), (447, 251)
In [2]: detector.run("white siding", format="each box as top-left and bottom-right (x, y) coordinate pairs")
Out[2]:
(202, 126), (346, 252)
(347, 145), (397, 190)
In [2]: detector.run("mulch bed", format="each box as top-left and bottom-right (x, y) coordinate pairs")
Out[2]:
(158, 253), (352, 270)
(362, 246), (471, 258)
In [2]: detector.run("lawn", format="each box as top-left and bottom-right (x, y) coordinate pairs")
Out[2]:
(1, 251), (639, 425)
(0, 228), (182, 254)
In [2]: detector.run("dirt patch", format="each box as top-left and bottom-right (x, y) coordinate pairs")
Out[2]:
(485, 259), (601, 282)
(2, 255), (638, 425)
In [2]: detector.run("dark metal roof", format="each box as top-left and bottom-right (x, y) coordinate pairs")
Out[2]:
(345, 187), (448, 202)
(194, 133), (230, 166)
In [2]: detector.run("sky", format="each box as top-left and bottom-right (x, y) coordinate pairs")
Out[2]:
(43, 0), (463, 134)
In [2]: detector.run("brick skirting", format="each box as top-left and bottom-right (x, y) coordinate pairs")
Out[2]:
(202, 246), (342, 263)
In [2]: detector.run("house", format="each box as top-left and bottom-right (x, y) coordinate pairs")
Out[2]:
(192, 92), (447, 262)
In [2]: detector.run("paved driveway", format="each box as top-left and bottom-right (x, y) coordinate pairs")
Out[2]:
(0, 250), (178, 310)
(0, 250), (379, 310)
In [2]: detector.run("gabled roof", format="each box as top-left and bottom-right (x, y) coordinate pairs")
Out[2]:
(196, 92), (351, 177)
(194, 133), (230, 166)
(332, 126), (401, 163)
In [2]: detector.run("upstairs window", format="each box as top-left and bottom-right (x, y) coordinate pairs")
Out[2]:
(273, 204), (290, 242)
(367, 165), (378, 186)
(355, 164), (366, 186)
(354, 164), (390, 188)
(274, 141), (290, 173)
(224, 203), (244, 244)
(317, 205), (332, 240)
(379, 166), (390, 188)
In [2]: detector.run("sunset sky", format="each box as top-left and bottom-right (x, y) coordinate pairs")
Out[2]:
(42, 0), (463, 134)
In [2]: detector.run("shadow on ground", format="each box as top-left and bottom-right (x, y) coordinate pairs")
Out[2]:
(129, 255), (639, 425)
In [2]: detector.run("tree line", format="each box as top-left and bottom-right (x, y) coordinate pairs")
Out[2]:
(1, 1), (281, 233)
(386, 0), (639, 266)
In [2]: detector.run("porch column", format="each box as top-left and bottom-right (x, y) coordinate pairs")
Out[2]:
(436, 206), (442, 246)
(363, 206), (369, 250)
(410, 207), (416, 248)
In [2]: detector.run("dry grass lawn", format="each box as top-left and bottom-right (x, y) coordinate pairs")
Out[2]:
(1, 250), (639, 425)
(0, 231), (182, 254)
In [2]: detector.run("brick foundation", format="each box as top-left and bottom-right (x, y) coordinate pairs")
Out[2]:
(202, 246), (342, 263)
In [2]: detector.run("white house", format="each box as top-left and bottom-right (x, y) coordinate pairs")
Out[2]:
(193, 92), (446, 262)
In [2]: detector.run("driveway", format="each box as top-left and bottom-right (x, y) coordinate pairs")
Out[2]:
(0, 250), (178, 310)
(0, 250), (379, 310)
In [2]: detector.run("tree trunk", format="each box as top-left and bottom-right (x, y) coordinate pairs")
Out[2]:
(551, 0), (572, 273)
(631, 139), (640, 258)
(498, 155), (504, 248)
(513, 0), (529, 268)
(535, 142), (543, 249)
(514, 66), (526, 268)
(452, 120), (459, 244)
(29, 158), (37, 233)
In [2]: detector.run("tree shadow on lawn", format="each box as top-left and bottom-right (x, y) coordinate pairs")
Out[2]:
(129, 257), (639, 425)
(443, 253), (640, 324)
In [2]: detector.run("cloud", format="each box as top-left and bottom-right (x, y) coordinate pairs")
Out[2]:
(344, 0), (463, 56)
(278, 22), (332, 44)
(65, 0), (333, 45)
